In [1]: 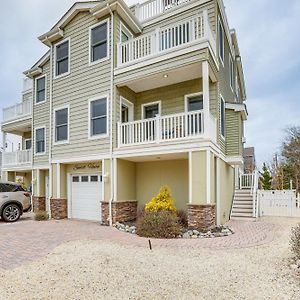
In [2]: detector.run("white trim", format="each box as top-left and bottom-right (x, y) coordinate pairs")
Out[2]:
(37, 169), (40, 196)
(216, 157), (221, 225)
(34, 125), (46, 155)
(88, 18), (110, 66)
(53, 104), (70, 145)
(51, 154), (110, 164)
(119, 21), (133, 42)
(67, 173), (71, 218)
(88, 94), (109, 140)
(206, 149), (211, 204)
(218, 16), (225, 67)
(141, 100), (161, 119)
(57, 163), (61, 198)
(220, 94), (225, 140)
(120, 96), (134, 122)
(34, 74), (47, 105)
(113, 158), (117, 201)
(184, 92), (203, 112)
(229, 54), (234, 92)
(54, 37), (71, 79)
(188, 151), (192, 204)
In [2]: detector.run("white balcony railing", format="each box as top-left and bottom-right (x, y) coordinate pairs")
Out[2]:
(118, 110), (204, 147)
(2, 99), (32, 123)
(135, 0), (192, 22)
(2, 150), (32, 167)
(117, 11), (216, 67)
(23, 78), (33, 93)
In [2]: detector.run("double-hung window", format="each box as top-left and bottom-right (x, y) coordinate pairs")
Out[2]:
(55, 40), (69, 77)
(220, 97), (225, 138)
(218, 18), (224, 64)
(36, 76), (46, 103)
(90, 21), (108, 63)
(90, 98), (107, 137)
(35, 127), (45, 154)
(55, 108), (69, 143)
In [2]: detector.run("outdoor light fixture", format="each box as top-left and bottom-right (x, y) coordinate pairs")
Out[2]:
(163, 74), (168, 78)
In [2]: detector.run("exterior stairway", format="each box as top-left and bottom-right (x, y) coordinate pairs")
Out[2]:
(230, 189), (256, 221)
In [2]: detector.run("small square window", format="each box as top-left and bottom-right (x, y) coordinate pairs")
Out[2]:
(72, 176), (79, 182)
(90, 176), (98, 182)
(81, 176), (89, 182)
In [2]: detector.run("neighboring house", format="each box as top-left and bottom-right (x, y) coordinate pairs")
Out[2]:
(1, 0), (247, 229)
(243, 147), (256, 173)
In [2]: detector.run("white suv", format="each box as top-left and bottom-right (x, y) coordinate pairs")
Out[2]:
(0, 182), (31, 222)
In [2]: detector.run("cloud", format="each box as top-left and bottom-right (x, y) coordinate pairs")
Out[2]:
(0, 0), (299, 167)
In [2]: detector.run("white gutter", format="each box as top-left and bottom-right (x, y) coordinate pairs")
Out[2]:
(106, 1), (114, 226)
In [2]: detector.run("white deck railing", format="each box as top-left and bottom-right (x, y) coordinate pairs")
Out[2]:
(117, 11), (216, 67)
(2, 150), (32, 167)
(135, 0), (192, 22)
(23, 78), (33, 93)
(2, 99), (32, 123)
(118, 110), (204, 147)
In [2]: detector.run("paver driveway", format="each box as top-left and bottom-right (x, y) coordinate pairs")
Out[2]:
(0, 213), (276, 270)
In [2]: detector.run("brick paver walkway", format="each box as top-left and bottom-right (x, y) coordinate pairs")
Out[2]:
(0, 214), (276, 270)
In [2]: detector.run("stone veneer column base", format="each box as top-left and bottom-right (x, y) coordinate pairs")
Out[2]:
(187, 204), (216, 231)
(50, 199), (68, 220)
(32, 197), (46, 212)
(101, 201), (138, 225)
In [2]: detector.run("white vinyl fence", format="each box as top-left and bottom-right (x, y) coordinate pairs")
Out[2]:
(258, 190), (300, 217)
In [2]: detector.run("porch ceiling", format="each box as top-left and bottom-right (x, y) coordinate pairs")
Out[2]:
(123, 152), (188, 162)
(123, 63), (203, 93)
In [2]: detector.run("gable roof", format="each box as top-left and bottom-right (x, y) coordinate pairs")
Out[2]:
(38, 0), (142, 46)
(23, 51), (50, 78)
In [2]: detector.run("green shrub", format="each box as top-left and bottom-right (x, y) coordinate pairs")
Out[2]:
(291, 224), (300, 260)
(145, 186), (177, 213)
(177, 210), (188, 228)
(136, 211), (182, 239)
(34, 211), (49, 221)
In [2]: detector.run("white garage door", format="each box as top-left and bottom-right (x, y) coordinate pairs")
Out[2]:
(70, 174), (102, 221)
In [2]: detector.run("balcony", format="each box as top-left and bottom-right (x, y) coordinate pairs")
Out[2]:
(2, 99), (32, 124)
(117, 110), (216, 148)
(117, 11), (216, 69)
(2, 150), (32, 168)
(135, 0), (193, 23)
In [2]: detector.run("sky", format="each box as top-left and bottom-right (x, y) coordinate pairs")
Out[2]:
(0, 0), (299, 166)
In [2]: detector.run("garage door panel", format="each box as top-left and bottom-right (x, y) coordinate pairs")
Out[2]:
(70, 174), (102, 221)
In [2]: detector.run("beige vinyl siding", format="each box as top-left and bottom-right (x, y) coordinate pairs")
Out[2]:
(51, 12), (112, 159)
(135, 79), (202, 119)
(33, 60), (50, 166)
(225, 109), (242, 156)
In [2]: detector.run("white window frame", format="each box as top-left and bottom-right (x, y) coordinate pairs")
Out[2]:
(120, 97), (134, 123)
(229, 55), (234, 92)
(184, 92), (204, 112)
(141, 101), (161, 119)
(220, 95), (225, 140)
(24, 138), (32, 150)
(53, 105), (70, 145)
(35, 74), (47, 105)
(218, 17), (225, 66)
(88, 94), (109, 139)
(120, 21), (133, 43)
(34, 126), (46, 155)
(54, 37), (71, 79)
(89, 18), (110, 66)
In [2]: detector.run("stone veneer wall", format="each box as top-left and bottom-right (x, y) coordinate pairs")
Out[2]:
(32, 197), (46, 212)
(101, 201), (138, 225)
(187, 204), (216, 230)
(50, 199), (68, 219)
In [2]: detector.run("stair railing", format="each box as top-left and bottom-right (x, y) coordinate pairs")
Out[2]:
(252, 170), (259, 217)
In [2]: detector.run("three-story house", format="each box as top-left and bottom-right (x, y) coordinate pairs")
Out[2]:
(1, 0), (248, 229)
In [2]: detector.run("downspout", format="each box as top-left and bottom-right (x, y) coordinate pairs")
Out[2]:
(48, 41), (53, 217)
(106, 2), (114, 226)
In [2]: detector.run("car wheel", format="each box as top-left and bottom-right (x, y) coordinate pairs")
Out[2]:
(2, 204), (21, 222)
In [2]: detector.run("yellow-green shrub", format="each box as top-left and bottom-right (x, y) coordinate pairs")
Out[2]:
(145, 186), (176, 213)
